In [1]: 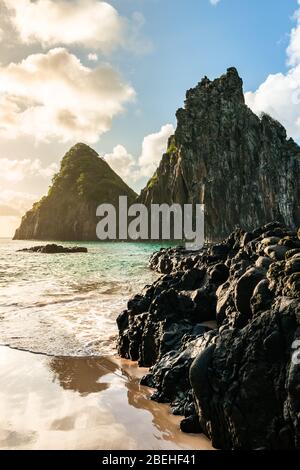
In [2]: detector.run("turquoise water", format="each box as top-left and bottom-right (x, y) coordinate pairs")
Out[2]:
(0, 239), (168, 356)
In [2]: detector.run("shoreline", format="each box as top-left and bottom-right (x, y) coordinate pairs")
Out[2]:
(0, 345), (213, 450)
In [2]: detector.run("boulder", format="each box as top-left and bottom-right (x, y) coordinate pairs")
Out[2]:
(234, 268), (266, 316)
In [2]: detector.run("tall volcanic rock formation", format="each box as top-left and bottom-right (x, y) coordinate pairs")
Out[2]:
(14, 143), (137, 241)
(139, 68), (300, 240)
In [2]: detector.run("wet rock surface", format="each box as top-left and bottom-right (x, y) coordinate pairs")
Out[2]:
(117, 222), (300, 449)
(18, 244), (88, 254)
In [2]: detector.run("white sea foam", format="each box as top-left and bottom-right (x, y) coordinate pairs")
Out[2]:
(0, 239), (162, 356)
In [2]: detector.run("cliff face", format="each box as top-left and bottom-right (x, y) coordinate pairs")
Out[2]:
(139, 68), (300, 241)
(14, 143), (137, 241)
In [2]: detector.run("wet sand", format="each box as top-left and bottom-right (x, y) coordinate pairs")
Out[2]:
(0, 346), (213, 450)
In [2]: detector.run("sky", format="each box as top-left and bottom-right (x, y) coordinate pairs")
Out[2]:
(0, 0), (300, 237)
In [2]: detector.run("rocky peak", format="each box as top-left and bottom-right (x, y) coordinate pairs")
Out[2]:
(67, 142), (98, 155)
(14, 144), (137, 241)
(139, 68), (300, 241)
(60, 142), (102, 169)
(184, 66), (244, 107)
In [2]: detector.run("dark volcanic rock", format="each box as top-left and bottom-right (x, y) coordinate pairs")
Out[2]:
(234, 267), (265, 317)
(117, 222), (300, 449)
(139, 68), (300, 241)
(191, 298), (300, 450)
(18, 244), (88, 254)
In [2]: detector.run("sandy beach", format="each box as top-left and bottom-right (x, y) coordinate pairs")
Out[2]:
(0, 346), (213, 450)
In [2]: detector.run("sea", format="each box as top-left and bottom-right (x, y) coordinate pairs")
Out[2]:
(0, 239), (168, 357)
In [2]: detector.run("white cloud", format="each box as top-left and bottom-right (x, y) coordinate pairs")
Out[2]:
(88, 53), (98, 62)
(2, 1), (151, 54)
(245, 67), (300, 139)
(103, 124), (175, 187)
(0, 158), (58, 182)
(104, 145), (136, 180)
(287, 3), (300, 66)
(0, 189), (37, 216)
(245, 1), (300, 140)
(2, 0), (124, 51)
(209, 0), (220, 5)
(125, 11), (153, 55)
(138, 124), (175, 177)
(0, 48), (135, 143)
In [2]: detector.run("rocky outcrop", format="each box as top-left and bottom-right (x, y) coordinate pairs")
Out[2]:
(18, 244), (88, 254)
(14, 143), (137, 241)
(139, 68), (300, 241)
(190, 297), (300, 449)
(117, 222), (300, 449)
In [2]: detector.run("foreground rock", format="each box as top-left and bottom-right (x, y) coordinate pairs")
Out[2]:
(117, 222), (300, 449)
(18, 244), (88, 254)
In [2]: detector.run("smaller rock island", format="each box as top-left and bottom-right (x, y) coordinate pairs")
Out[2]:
(18, 244), (88, 254)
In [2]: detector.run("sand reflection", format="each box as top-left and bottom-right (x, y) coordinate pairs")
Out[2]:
(0, 347), (212, 450)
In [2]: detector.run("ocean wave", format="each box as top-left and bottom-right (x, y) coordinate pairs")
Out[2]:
(0, 240), (159, 356)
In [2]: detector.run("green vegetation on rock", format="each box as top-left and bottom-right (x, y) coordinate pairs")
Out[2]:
(147, 173), (158, 189)
(166, 137), (177, 155)
(14, 143), (137, 241)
